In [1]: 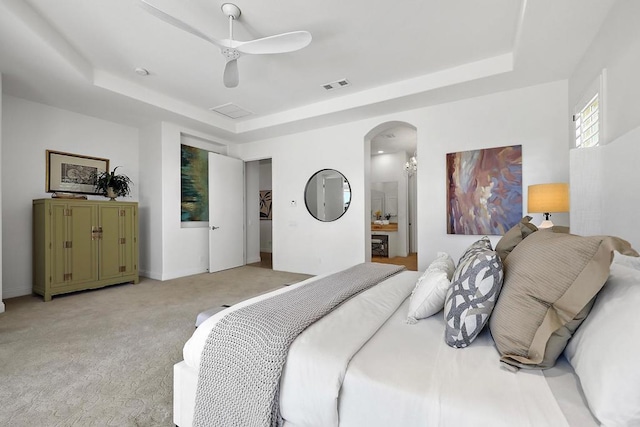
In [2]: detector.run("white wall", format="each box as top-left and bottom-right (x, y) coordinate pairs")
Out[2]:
(138, 122), (163, 279)
(259, 160), (273, 253)
(238, 80), (569, 274)
(371, 152), (409, 256)
(154, 123), (228, 280)
(418, 80), (569, 267)
(568, 0), (640, 249)
(570, 127), (640, 249)
(1, 95), (139, 298)
(599, 128), (640, 249)
(238, 123), (366, 275)
(1, 80), (571, 292)
(569, 0), (640, 146)
(409, 173), (418, 253)
(0, 99), (232, 290)
(0, 75), (4, 312)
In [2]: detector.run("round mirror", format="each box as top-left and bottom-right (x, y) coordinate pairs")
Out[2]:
(304, 169), (352, 222)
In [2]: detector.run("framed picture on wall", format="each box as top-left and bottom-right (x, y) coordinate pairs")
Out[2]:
(260, 190), (272, 220)
(446, 144), (522, 235)
(46, 150), (109, 195)
(181, 144), (209, 222)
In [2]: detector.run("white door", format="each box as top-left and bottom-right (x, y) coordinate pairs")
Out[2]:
(323, 176), (343, 221)
(208, 152), (244, 273)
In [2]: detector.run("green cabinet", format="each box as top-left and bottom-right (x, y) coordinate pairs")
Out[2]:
(33, 199), (139, 301)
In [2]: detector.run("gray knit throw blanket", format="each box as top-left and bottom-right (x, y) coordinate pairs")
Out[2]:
(193, 262), (405, 427)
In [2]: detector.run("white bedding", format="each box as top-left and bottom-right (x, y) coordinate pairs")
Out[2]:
(182, 270), (596, 426)
(336, 299), (592, 427)
(280, 271), (418, 426)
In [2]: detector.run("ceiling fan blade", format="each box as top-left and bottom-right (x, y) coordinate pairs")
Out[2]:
(137, 0), (225, 49)
(223, 59), (239, 88)
(236, 31), (312, 54)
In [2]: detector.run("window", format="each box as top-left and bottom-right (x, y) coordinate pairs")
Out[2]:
(573, 69), (606, 148)
(574, 93), (599, 148)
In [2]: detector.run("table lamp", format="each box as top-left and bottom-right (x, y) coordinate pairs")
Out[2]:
(527, 183), (569, 228)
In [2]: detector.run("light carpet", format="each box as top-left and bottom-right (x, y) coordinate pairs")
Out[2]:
(0, 266), (311, 427)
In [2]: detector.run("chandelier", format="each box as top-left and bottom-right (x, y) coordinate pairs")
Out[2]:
(404, 153), (417, 176)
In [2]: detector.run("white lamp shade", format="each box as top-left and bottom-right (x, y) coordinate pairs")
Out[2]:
(528, 183), (570, 213)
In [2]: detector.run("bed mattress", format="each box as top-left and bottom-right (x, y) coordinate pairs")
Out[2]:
(179, 270), (598, 426)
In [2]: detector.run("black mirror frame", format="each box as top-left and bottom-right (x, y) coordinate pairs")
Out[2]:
(304, 168), (352, 222)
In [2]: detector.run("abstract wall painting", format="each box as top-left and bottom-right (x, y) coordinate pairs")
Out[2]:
(181, 144), (209, 222)
(260, 190), (272, 220)
(446, 145), (522, 235)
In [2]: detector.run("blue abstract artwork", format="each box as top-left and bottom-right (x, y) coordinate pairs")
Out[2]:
(181, 144), (209, 222)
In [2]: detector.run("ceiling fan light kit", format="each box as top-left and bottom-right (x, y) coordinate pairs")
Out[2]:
(221, 3), (241, 20)
(138, 1), (312, 88)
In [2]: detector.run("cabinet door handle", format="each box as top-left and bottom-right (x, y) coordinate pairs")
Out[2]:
(91, 226), (103, 240)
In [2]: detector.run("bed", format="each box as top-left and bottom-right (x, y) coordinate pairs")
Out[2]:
(174, 252), (640, 426)
(174, 141), (640, 426)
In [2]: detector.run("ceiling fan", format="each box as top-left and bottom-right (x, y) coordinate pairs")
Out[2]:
(138, 1), (312, 88)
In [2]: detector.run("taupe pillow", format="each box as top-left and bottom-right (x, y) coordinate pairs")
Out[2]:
(489, 230), (638, 369)
(495, 216), (537, 262)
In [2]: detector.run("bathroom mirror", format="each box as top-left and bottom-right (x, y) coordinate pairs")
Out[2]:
(304, 169), (352, 222)
(371, 181), (398, 222)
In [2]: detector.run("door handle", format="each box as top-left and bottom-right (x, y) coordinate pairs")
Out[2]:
(210, 226), (220, 231)
(91, 226), (103, 240)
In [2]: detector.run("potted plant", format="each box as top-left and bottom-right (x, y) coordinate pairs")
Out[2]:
(95, 166), (132, 200)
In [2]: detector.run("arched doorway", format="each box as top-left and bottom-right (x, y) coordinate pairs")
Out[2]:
(364, 121), (418, 270)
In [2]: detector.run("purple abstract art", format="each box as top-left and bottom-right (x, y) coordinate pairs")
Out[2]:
(446, 145), (522, 235)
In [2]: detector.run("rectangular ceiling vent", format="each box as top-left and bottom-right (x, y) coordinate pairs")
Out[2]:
(209, 103), (253, 119)
(322, 78), (350, 91)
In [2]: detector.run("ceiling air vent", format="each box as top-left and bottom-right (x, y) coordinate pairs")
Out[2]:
(321, 78), (350, 91)
(209, 103), (253, 119)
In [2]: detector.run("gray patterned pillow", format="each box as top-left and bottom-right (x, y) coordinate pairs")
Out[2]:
(444, 248), (504, 348)
(458, 236), (492, 265)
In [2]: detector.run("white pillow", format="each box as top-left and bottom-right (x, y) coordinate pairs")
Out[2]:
(427, 252), (456, 280)
(564, 263), (640, 426)
(406, 252), (455, 323)
(613, 250), (640, 271)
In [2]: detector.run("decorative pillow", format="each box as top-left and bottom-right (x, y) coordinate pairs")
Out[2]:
(489, 231), (638, 369)
(457, 236), (492, 265)
(550, 225), (570, 234)
(406, 253), (455, 323)
(495, 216), (537, 262)
(426, 252), (456, 280)
(564, 263), (640, 426)
(444, 248), (503, 348)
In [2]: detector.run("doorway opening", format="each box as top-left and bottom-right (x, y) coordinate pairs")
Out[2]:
(365, 122), (418, 271)
(246, 158), (273, 270)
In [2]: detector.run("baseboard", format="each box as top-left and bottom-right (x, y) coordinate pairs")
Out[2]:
(139, 270), (162, 280)
(162, 267), (209, 281)
(0, 301), (5, 313)
(140, 267), (211, 281)
(246, 256), (261, 264)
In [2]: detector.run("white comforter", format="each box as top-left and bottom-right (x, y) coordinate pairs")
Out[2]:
(185, 270), (571, 427)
